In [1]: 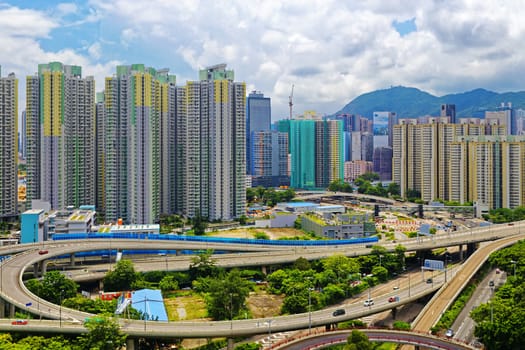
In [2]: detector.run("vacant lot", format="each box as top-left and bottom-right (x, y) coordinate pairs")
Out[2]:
(208, 227), (307, 240)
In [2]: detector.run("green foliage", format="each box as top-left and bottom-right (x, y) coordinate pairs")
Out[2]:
(191, 210), (208, 235)
(247, 187), (295, 206)
(294, 217), (302, 229)
(293, 257), (311, 271)
(322, 255), (360, 283)
(25, 271), (78, 304)
(103, 259), (138, 292)
(405, 189), (421, 202)
(159, 275), (179, 295)
(321, 283), (346, 305)
(483, 206), (525, 223)
(0, 335), (74, 350)
(345, 329), (374, 350)
(253, 231), (269, 240)
(469, 241), (525, 349)
(392, 321), (411, 330)
(189, 250), (219, 280)
(77, 315), (127, 350)
(159, 213), (185, 233)
(436, 284), (475, 330)
(192, 339), (228, 350)
(204, 269), (252, 320)
(328, 179), (353, 193)
(371, 266), (388, 282)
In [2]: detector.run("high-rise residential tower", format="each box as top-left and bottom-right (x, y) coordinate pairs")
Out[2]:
(246, 91), (271, 177)
(0, 68), (18, 219)
(26, 62), (95, 210)
(102, 64), (176, 224)
(175, 64), (246, 221)
(250, 130), (289, 187)
(290, 116), (344, 190)
(392, 117), (513, 209)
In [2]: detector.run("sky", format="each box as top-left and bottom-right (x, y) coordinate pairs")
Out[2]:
(1, 0), (525, 121)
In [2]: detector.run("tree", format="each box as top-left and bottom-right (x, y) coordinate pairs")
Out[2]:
(206, 269), (252, 320)
(77, 315), (127, 350)
(191, 209), (208, 235)
(189, 250), (219, 279)
(345, 329), (374, 350)
(322, 255), (360, 283)
(26, 271), (78, 304)
(103, 259), (138, 292)
(387, 182), (400, 196)
(371, 265), (388, 282)
(159, 275), (179, 295)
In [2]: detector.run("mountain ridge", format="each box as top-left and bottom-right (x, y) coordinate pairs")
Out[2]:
(335, 86), (525, 118)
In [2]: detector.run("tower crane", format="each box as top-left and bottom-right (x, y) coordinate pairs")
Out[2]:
(289, 84), (294, 120)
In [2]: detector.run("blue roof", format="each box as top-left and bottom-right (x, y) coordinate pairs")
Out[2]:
(131, 289), (168, 321)
(284, 202), (316, 208)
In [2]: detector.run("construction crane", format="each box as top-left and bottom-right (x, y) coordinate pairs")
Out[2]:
(289, 84), (294, 119)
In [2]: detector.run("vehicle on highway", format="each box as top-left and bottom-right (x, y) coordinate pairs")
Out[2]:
(38, 250), (48, 255)
(426, 278), (433, 284)
(363, 299), (374, 307)
(388, 296), (399, 302)
(489, 280), (495, 287)
(11, 319), (28, 325)
(332, 309), (345, 316)
(496, 268), (501, 274)
(445, 328), (454, 338)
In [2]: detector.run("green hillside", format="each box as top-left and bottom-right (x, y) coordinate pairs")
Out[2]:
(335, 86), (525, 118)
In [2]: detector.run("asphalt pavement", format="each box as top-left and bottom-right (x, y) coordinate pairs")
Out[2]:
(451, 268), (506, 347)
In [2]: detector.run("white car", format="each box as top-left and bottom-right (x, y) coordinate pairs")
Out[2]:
(363, 299), (374, 307)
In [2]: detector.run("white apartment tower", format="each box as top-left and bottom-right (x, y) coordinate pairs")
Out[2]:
(102, 64), (176, 224)
(175, 64), (246, 220)
(0, 68), (18, 218)
(26, 62), (95, 210)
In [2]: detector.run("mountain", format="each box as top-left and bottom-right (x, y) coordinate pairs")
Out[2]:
(335, 86), (525, 118)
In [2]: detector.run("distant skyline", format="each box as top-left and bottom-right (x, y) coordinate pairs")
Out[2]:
(2, 0), (525, 121)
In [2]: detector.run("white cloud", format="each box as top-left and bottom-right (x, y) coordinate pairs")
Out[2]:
(88, 42), (102, 60)
(2, 0), (525, 120)
(56, 3), (78, 16)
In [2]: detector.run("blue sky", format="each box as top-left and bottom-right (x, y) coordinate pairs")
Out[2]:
(1, 1), (525, 120)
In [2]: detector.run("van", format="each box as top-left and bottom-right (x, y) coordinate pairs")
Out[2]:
(363, 299), (374, 307)
(332, 308), (345, 316)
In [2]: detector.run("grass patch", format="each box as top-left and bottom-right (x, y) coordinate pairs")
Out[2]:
(164, 292), (208, 321)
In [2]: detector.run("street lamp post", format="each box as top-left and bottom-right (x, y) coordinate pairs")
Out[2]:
(230, 293), (233, 330)
(59, 289), (64, 328)
(266, 320), (273, 346)
(308, 287), (313, 334)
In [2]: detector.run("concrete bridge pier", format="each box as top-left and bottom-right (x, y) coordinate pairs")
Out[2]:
(70, 253), (76, 267)
(261, 265), (267, 275)
(9, 303), (15, 317)
(42, 260), (48, 275)
(126, 337), (137, 350)
(0, 299), (5, 318)
(459, 244), (464, 260)
(227, 338), (234, 349)
(467, 243), (477, 256)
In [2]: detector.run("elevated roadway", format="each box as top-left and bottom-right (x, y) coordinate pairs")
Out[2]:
(274, 329), (475, 350)
(411, 232), (525, 333)
(0, 223), (522, 342)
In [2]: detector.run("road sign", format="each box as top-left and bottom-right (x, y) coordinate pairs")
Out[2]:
(423, 259), (444, 271)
